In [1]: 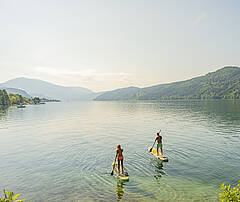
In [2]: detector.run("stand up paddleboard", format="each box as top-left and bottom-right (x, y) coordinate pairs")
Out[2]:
(112, 162), (129, 181)
(148, 146), (168, 161)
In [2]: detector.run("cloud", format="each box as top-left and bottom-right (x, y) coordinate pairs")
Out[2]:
(34, 66), (133, 90)
(194, 13), (207, 25)
(35, 66), (130, 80)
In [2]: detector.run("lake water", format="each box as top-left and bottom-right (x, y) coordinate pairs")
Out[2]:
(0, 100), (240, 201)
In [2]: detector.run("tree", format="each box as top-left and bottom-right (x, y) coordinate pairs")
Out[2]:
(32, 97), (40, 104)
(0, 90), (11, 106)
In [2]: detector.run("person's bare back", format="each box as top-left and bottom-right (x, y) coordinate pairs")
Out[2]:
(155, 135), (162, 143)
(155, 133), (163, 155)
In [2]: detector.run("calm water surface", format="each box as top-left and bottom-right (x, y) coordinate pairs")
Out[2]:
(0, 100), (240, 201)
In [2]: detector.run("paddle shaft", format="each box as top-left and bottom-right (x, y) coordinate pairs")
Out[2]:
(149, 129), (161, 152)
(111, 154), (117, 175)
(149, 140), (156, 152)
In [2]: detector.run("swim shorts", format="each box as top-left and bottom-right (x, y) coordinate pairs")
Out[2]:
(157, 143), (162, 149)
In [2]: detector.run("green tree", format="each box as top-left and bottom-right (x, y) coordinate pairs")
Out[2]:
(32, 97), (41, 104)
(0, 90), (11, 106)
(9, 94), (27, 105)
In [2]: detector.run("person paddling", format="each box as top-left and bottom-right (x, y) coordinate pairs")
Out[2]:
(155, 132), (163, 156)
(116, 144), (124, 174)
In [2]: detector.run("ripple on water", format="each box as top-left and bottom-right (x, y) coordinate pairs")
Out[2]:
(0, 101), (239, 201)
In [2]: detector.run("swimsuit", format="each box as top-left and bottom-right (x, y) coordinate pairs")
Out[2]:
(118, 156), (124, 160)
(117, 149), (123, 160)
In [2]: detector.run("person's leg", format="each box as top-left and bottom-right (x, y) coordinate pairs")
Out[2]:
(160, 144), (163, 155)
(121, 159), (124, 174)
(118, 158), (120, 172)
(157, 143), (159, 156)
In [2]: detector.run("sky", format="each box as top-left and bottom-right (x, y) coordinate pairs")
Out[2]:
(0, 0), (240, 92)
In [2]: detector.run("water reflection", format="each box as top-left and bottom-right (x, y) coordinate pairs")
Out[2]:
(0, 106), (8, 128)
(0, 106), (8, 114)
(116, 181), (125, 201)
(100, 100), (240, 127)
(154, 161), (164, 181)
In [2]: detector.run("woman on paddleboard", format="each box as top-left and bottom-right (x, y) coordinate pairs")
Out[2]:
(116, 144), (124, 174)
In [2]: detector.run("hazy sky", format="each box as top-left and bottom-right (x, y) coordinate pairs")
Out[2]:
(0, 0), (240, 91)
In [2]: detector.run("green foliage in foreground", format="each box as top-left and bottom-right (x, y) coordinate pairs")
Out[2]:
(0, 190), (26, 202)
(219, 177), (240, 201)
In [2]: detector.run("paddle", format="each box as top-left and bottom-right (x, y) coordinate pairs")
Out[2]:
(111, 155), (117, 175)
(149, 140), (156, 152)
(149, 129), (161, 152)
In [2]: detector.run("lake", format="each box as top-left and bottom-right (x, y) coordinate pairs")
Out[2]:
(0, 100), (240, 201)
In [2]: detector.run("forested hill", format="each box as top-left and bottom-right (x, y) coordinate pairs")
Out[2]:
(95, 66), (240, 100)
(94, 87), (140, 101)
(0, 89), (31, 106)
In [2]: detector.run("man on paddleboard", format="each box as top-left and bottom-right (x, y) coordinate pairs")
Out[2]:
(155, 132), (163, 156)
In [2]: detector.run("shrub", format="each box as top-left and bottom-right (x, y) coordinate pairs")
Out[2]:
(219, 177), (240, 201)
(0, 190), (26, 202)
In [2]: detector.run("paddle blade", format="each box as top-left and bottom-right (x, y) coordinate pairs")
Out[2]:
(111, 170), (114, 175)
(149, 148), (153, 152)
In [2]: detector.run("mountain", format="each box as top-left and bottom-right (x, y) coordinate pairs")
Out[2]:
(95, 86), (140, 101)
(95, 66), (240, 100)
(1, 77), (100, 101)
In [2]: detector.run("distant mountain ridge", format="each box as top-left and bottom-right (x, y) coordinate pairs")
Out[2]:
(0, 85), (32, 99)
(1, 77), (101, 101)
(2, 66), (240, 101)
(95, 66), (240, 100)
(95, 86), (140, 101)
